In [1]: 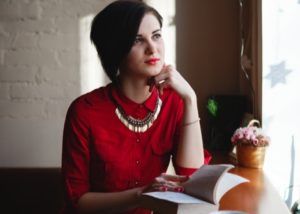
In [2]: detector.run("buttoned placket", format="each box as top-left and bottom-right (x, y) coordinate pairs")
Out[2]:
(133, 133), (142, 187)
(135, 104), (144, 119)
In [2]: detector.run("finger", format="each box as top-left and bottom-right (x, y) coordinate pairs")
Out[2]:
(158, 79), (170, 95)
(158, 185), (168, 192)
(159, 64), (176, 78)
(154, 72), (169, 84)
(161, 173), (189, 182)
(164, 64), (174, 73)
(163, 184), (184, 193)
(148, 183), (169, 192)
(157, 63), (168, 77)
(152, 182), (181, 192)
(154, 176), (179, 187)
(155, 176), (167, 184)
(149, 179), (185, 193)
(162, 63), (167, 71)
(143, 182), (163, 193)
(173, 186), (185, 192)
(154, 177), (179, 186)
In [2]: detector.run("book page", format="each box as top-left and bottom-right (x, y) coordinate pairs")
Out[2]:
(143, 191), (208, 204)
(183, 164), (234, 204)
(143, 164), (248, 205)
(215, 172), (249, 202)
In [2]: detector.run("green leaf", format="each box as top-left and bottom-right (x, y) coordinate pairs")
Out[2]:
(207, 98), (218, 117)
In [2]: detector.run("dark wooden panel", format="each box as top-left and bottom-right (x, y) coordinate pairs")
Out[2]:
(0, 168), (63, 214)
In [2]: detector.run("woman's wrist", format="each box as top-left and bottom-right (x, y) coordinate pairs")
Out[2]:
(182, 89), (197, 104)
(182, 118), (200, 127)
(135, 186), (146, 197)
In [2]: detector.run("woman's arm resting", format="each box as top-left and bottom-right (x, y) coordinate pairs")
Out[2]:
(153, 65), (204, 168)
(78, 187), (143, 214)
(176, 92), (204, 168)
(77, 173), (188, 214)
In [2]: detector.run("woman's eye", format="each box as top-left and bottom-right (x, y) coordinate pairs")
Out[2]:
(153, 33), (161, 40)
(134, 37), (143, 44)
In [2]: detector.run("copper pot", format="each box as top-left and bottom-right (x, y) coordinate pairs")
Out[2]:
(236, 144), (266, 168)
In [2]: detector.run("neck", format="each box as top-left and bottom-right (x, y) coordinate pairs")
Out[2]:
(118, 74), (152, 104)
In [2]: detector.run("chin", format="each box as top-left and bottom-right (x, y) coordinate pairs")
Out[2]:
(146, 69), (161, 77)
(147, 65), (163, 75)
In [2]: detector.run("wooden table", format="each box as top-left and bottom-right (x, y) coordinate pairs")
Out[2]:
(145, 152), (290, 214)
(213, 151), (291, 214)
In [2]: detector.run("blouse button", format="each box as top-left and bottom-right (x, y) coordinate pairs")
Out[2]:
(135, 181), (139, 185)
(136, 138), (140, 143)
(136, 160), (140, 165)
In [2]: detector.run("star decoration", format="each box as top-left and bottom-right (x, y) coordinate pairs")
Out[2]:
(265, 61), (292, 88)
(278, 8), (284, 13)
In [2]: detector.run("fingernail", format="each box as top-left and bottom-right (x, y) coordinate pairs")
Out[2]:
(160, 186), (168, 192)
(175, 187), (184, 192)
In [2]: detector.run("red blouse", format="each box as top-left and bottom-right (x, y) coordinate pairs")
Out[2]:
(62, 83), (211, 213)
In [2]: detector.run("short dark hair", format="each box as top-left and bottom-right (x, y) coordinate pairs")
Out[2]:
(90, 0), (163, 83)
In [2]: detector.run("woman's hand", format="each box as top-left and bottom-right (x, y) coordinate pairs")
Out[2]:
(137, 174), (188, 212)
(141, 173), (189, 193)
(150, 64), (196, 101)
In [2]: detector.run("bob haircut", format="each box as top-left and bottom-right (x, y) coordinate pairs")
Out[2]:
(90, 0), (163, 83)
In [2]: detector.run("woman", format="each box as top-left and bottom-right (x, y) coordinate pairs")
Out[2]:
(62, 1), (211, 213)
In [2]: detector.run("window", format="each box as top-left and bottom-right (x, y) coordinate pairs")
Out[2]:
(262, 0), (300, 207)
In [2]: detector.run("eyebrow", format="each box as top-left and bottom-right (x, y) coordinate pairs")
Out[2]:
(136, 29), (161, 37)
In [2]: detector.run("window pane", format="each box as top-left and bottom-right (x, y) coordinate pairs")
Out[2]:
(262, 0), (300, 207)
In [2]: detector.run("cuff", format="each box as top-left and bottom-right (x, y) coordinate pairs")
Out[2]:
(174, 149), (212, 176)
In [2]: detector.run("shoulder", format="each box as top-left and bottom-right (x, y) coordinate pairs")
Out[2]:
(67, 83), (111, 117)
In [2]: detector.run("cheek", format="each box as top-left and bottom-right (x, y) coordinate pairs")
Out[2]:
(160, 49), (165, 65)
(131, 44), (145, 55)
(159, 41), (165, 58)
(125, 52), (140, 67)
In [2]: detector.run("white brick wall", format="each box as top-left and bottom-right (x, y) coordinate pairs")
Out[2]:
(0, 0), (113, 167)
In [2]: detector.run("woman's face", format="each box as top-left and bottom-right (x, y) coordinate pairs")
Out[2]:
(120, 13), (165, 79)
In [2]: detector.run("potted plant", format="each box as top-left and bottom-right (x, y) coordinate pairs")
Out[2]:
(231, 119), (270, 168)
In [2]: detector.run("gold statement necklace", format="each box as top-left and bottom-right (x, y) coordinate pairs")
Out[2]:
(110, 89), (162, 133)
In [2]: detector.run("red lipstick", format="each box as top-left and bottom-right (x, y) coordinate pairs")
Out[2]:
(145, 58), (160, 65)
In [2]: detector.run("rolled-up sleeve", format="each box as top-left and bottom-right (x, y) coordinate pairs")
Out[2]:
(173, 150), (212, 176)
(61, 100), (90, 212)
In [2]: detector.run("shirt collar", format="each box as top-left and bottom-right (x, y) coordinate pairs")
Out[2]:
(110, 84), (158, 113)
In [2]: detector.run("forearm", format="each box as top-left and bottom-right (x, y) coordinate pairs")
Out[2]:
(152, 65), (204, 168)
(78, 187), (143, 214)
(175, 92), (204, 168)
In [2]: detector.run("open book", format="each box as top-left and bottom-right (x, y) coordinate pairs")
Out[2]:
(143, 164), (248, 214)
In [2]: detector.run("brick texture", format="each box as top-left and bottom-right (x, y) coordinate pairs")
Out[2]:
(0, 0), (113, 167)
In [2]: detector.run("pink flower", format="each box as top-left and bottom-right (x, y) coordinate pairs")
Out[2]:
(231, 124), (270, 147)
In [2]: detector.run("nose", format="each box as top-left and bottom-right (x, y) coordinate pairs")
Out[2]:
(145, 40), (155, 55)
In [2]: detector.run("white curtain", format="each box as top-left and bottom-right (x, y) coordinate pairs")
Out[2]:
(262, 0), (300, 208)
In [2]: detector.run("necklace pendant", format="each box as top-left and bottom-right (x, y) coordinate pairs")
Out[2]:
(114, 98), (162, 133)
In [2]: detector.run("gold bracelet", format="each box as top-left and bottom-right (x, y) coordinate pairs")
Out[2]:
(182, 118), (200, 127)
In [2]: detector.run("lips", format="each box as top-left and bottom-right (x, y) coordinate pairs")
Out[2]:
(145, 58), (160, 65)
